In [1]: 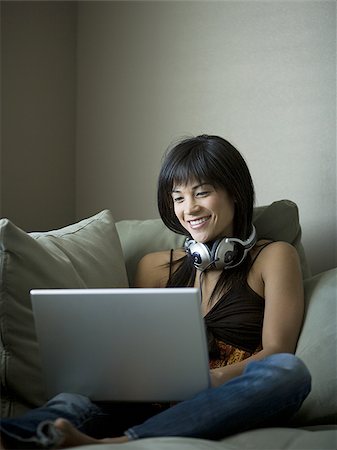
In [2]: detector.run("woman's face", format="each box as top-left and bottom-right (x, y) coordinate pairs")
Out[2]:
(171, 180), (235, 243)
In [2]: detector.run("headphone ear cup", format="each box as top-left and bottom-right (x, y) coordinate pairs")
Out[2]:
(185, 240), (212, 271)
(213, 239), (237, 269)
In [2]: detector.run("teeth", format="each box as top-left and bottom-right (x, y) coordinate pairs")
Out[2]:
(189, 217), (209, 226)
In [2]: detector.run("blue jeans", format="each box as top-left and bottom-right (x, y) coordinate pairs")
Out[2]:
(0, 354), (311, 448)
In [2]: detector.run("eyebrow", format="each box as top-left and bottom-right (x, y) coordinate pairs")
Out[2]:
(171, 183), (211, 193)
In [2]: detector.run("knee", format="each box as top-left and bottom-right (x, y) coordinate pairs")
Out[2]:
(46, 393), (93, 411)
(261, 353), (311, 394)
(266, 353), (310, 377)
(44, 393), (101, 421)
(246, 353), (311, 388)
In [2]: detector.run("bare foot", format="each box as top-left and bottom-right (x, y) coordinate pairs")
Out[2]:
(54, 418), (129, 448)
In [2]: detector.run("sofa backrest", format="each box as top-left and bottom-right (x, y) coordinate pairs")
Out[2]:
(116, 199), (311, 286)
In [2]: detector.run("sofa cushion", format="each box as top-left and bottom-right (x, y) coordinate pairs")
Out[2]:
(0, 210), (128, 418)
(116, 200), (310, 286)
(69, 428), (337, 450)
(221, 427), (337, 450)
(292, 267), (337, 426)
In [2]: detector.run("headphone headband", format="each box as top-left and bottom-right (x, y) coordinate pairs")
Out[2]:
(185, 225), (257, 271)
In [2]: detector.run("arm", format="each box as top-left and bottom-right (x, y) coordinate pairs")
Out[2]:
(134, 251), (172, 288)
(210, 241), (304, 387)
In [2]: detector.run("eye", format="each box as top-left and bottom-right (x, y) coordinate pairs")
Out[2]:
(172, 196), (184, 203)
(196, 191), (209, 197)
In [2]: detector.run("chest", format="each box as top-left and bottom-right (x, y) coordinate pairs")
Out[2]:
(194, 266), (264, 317)
(193, 270), (220, 316)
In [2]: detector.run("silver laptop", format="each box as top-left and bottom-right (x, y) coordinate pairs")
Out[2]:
(31, 288), (210, 402)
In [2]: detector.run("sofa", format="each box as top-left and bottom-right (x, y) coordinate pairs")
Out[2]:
(0, 199), (336, 449)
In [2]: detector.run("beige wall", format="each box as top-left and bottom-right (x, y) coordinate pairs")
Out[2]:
(76, 1), (336, 275)
(0, 3), (2, 217)
(1, 1), (77, 231)
(1, 1), (336, 275)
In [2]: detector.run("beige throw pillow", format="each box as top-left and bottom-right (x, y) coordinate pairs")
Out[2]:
(0, 210), (128, 417)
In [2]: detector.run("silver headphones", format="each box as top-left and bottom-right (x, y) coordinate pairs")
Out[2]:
(184, 225), (257, 271)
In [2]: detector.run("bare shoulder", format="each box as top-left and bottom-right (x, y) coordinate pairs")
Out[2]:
(254, 239), (297, 254)
(138, 250), (171, 267)
(253, 240), (302, 283)
(134, 249), (185, 288)
(254, 240), (299, 264)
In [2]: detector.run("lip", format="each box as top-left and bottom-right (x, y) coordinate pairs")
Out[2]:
(187, 216), (211, 229)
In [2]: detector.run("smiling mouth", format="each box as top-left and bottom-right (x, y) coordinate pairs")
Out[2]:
(188, 216), (211, 228)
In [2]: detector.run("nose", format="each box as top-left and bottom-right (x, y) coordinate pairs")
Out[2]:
(184, 196), (200, 215)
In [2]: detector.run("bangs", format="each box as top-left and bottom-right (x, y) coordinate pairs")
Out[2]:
(168, 146), (217, 191)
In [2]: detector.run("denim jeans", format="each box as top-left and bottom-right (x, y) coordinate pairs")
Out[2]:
(0, 354), (311, 448)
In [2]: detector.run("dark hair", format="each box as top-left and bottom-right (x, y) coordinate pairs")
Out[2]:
(157, 135), (256, 297)
(158, 134), (255, 240)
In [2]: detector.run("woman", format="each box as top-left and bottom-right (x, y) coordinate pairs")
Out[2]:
(0, 135), (311, 448)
